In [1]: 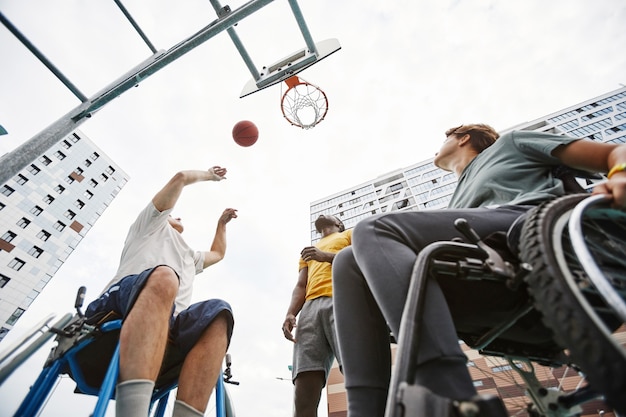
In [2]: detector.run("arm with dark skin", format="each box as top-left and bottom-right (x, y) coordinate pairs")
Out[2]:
(283, 267), (308, 342)
(282, 245), (337, 342)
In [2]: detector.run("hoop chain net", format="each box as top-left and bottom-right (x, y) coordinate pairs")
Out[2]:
(281, 82), (328, 129)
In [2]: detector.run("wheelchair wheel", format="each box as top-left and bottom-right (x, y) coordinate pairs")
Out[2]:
(520, 194), (626, 414)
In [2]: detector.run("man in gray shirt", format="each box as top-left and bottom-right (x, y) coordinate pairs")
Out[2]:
(86, 166), (237, 417)
(332, 124), (626, 417)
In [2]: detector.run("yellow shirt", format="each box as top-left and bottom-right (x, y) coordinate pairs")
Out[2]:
(299, 229), (352, 300)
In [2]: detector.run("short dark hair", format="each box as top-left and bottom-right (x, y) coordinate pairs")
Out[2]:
(445, 124), (499, 153)
(315, 215), (345, 233)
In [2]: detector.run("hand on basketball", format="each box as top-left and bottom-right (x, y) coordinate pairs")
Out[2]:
(282, 314), (297, 343)
(208, 166), (227, 181)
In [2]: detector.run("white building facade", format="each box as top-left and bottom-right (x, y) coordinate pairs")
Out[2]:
(0, 130), (128, 342)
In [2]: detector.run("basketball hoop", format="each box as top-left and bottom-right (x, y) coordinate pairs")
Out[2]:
(281, 76), (328, 129)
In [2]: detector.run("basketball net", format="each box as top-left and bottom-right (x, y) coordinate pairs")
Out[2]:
(281, 76), (328, 129)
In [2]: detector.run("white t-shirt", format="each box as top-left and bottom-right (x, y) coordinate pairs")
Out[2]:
(100, 202), (205, 314)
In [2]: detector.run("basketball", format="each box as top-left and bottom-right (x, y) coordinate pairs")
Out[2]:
(232, 120), (259, 147)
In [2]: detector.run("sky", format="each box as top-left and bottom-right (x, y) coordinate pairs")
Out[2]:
(0, 0), (625, 416)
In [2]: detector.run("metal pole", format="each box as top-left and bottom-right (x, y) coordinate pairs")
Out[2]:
(287, 0), (318, 55)
(0, 12), (88, 102)
(113, 0), (158, 54)
(0, 0), (275, 186)
(208, 0), (261, 81)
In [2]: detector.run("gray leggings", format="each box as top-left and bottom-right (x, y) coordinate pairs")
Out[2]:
(332, 205), (531, 415)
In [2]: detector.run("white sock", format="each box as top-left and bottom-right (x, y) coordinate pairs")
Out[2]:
(173, 399), (204, 417)
(115, 379), (155, 417)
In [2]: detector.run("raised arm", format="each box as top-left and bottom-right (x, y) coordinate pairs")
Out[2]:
(152, 166), (227, 212)
(552, 140), (626, 208)
(282, 267), (308, 343)
(203, 208), (238, 268)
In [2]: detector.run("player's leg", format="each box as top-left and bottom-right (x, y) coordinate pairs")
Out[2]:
(291, 298), (333, 417)
(332, 247), (393, 417)
(176, 311), (230, 413)
(118, 266), (178, 382)
(167, 300), (234, 416)
(84, 266), (179, 417)
(294, 371), (325, 417)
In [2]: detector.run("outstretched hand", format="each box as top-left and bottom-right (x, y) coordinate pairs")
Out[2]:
(208, 166), (227, 181)
(219, 208), (238, 225)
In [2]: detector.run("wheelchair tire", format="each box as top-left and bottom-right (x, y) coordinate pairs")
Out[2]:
(520, 194), (626, 414)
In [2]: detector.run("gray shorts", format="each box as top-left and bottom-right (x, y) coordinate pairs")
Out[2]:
(292, 296), (340, 385)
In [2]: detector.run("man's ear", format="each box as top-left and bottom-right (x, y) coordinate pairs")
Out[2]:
(457, 133), (471, 147)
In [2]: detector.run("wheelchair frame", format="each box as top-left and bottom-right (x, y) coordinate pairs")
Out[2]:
(0, 289), (238, 417)
(386, 194), (626, 417)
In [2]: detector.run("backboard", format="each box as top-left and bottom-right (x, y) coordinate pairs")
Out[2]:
(240, 38), (341, 98)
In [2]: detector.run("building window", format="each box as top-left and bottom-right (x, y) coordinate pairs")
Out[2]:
(37, 230), (51, 241)
(65, 175), (75, 184)
(0, 202), (4, 210)
(84, 159), (92, 167)
(28, 246), (43, 258)
(0, 274), (10, 288)
(89, 179), (98, 188)
(30, 205), (43, 216)
(17, 218), (30, 229)
(61, 139), (72, 149)
(90, 152), (100, 161)
(53, 221), (66, 232)
(100, 173), (109, 182)
(8, 258), (25, 271)
(75, 167), (84, 175)
(1, 231), (16, 243)
(105, 165), (115, 175)
(54, 184), (65, 194)
(64, 209), (76, 220)
(43, 194), (55, 204)
(28, 164), (41, 175)
(15, 174), (29, 185)
(84, 190), (93, 200)
(71, 132), (81, 142)
(54, 150), (66, 160)
(1, 185), (15, 196)
(6, 308), (25, 325)
(39, 155), (52, 166)
(75, 199), (85, 209)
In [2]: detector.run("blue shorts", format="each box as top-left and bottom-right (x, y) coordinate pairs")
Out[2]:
(85, 267), (234, 356)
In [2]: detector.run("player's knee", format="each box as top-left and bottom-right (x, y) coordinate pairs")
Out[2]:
(147, 266), (179, 300)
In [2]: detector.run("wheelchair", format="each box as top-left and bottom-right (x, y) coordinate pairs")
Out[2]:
(387, 193), (626, 417)
(0, 288), (238, 417)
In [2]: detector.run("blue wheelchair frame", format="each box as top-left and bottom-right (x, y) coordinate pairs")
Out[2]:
(2, 312), (235, 417)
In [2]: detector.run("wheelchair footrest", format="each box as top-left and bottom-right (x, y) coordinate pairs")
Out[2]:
(393, 383), (508, 417)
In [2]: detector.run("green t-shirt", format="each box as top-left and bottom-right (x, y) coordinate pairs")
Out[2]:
(447, 130), (581, 208)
